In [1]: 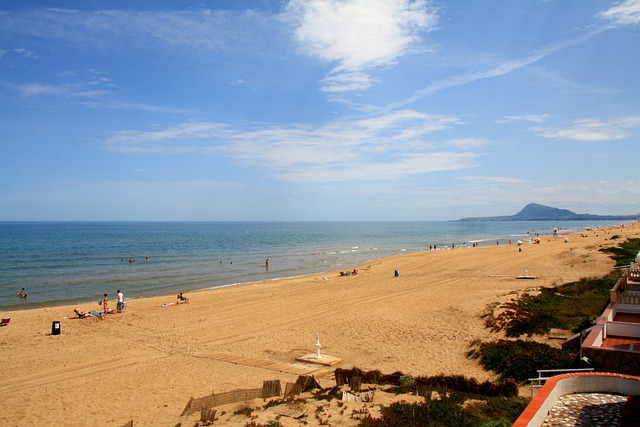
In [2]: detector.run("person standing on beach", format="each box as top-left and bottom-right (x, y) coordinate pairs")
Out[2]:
(102, 293), (109, 314)
(117, 290), (124, 313)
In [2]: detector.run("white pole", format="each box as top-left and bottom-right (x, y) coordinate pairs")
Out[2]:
(315, 333), (322, 359)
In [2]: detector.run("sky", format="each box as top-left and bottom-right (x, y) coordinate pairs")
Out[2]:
(1, 0), (639, 221)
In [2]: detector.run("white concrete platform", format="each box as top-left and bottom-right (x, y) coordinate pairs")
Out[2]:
(295, 353), (342, 366)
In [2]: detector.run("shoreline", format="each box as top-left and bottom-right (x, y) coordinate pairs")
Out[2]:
(1, 222), (639, 426)
(2, 220), (633, 312)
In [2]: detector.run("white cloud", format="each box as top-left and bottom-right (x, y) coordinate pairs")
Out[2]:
(14, 83), (68, 97)
(387, 29), (601, 111)
(321, 71), (377, 93)
(0, 8), (279, 54)
(106, 122), (232, 153)
(531, 116), (640, 141)
(13, 70), (114, 99)
(597, 0), (640, 27)
(447, 138), (490, 149)
(285, 0), (437, 92)
(11, 72), (188, 113)
(496, 114), (551, 124)
(13, 48), (37, 59)
(103, 110), (478, 182)
(459, 176), (529, 184)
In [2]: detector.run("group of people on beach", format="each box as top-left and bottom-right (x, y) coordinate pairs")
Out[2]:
(159, 292), (190, 308)
(74, 289), (125, 319)
(103, 290), (126, 313)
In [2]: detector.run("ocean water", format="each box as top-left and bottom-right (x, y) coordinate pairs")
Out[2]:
(0, 220), (629, 310)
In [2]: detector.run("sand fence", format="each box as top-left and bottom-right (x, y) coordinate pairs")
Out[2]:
(181, 376), (321, 422)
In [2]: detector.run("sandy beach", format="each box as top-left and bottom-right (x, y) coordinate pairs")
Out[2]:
(1, 222), (638, 426)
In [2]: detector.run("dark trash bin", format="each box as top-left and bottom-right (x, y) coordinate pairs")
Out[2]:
(52, 320), (61, 335)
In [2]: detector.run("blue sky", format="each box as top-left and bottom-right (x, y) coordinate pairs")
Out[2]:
(1, 0), (639, 221)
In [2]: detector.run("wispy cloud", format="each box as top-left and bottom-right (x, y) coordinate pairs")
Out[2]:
(13, 81), (111, 99)
(285, 0), (438, 93)
(386, 29), (602, 111)
(531, 116), (640, 141)
(459, 176), (529, 184)
(597, 0), (640, 27)
(11, 69), (113, 99)
(10, 71), (188, 114)
(0, 8), (280, 54)
(448, 138), (490, 149)
(103, 110), (478, 182)
(496, 114), (551, 124)
(383, 0), (636, 112)
(13, 48), (37, 59)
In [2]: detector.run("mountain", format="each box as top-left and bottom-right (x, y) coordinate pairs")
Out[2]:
(460, 203), (639, 221)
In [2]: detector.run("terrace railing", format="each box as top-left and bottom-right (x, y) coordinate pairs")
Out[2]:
(528, 368), (594, 398)
(611, 270), (640, 306)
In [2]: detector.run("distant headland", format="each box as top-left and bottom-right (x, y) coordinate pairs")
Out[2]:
(460, 203), (640, 222)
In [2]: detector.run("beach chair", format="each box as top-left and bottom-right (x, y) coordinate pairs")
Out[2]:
(0, 318), (10, 327)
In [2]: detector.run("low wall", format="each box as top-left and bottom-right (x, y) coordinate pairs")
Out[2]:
(606, 321), (640, 339)
(513, 373), (640, 427)
(583, 347), (640, 375)
(611, 276), (625, 303)
(583, 324), (604, 348)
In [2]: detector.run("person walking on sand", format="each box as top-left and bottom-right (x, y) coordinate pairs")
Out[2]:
(102, 293), (109, 314)
(117, 289), (124, 313)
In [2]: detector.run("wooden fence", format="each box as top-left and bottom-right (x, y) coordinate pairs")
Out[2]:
(181, 377), (315, 417)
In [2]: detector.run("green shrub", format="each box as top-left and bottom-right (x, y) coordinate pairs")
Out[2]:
(359, 398), (477, 427)
(573, 316), (594, 334)
(489, 291), (559, 337)
(415, 374), (517, 397)
(488, 272), (619, 337)
(478, 419), (514, 427)
(394, 375), (416, 394)
(478, 339), (576, 382)
(599, 237), (640, 266)
(358, 394), (528, 427)
(466, 396), (529, 425)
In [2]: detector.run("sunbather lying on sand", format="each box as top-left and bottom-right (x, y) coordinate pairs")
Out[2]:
(74, 309), (95, 318)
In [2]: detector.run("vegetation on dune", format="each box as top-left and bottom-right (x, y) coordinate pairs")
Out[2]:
(358, 393), (528, 427)
(599, 237), (640, 267)
(354, 373), (523, 426)
(484, 272), (618, 337)
(473, 237), (639, 384)
(413, 374), (517, 398)
(474, 339), (576, 382)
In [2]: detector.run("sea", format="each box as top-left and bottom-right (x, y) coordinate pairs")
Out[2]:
(0, 220), (632, 310)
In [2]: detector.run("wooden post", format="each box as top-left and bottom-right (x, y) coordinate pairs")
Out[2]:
(262, 379), (282, 398)
(349, 376), (362, 392)
(201, 408), (217, 423)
